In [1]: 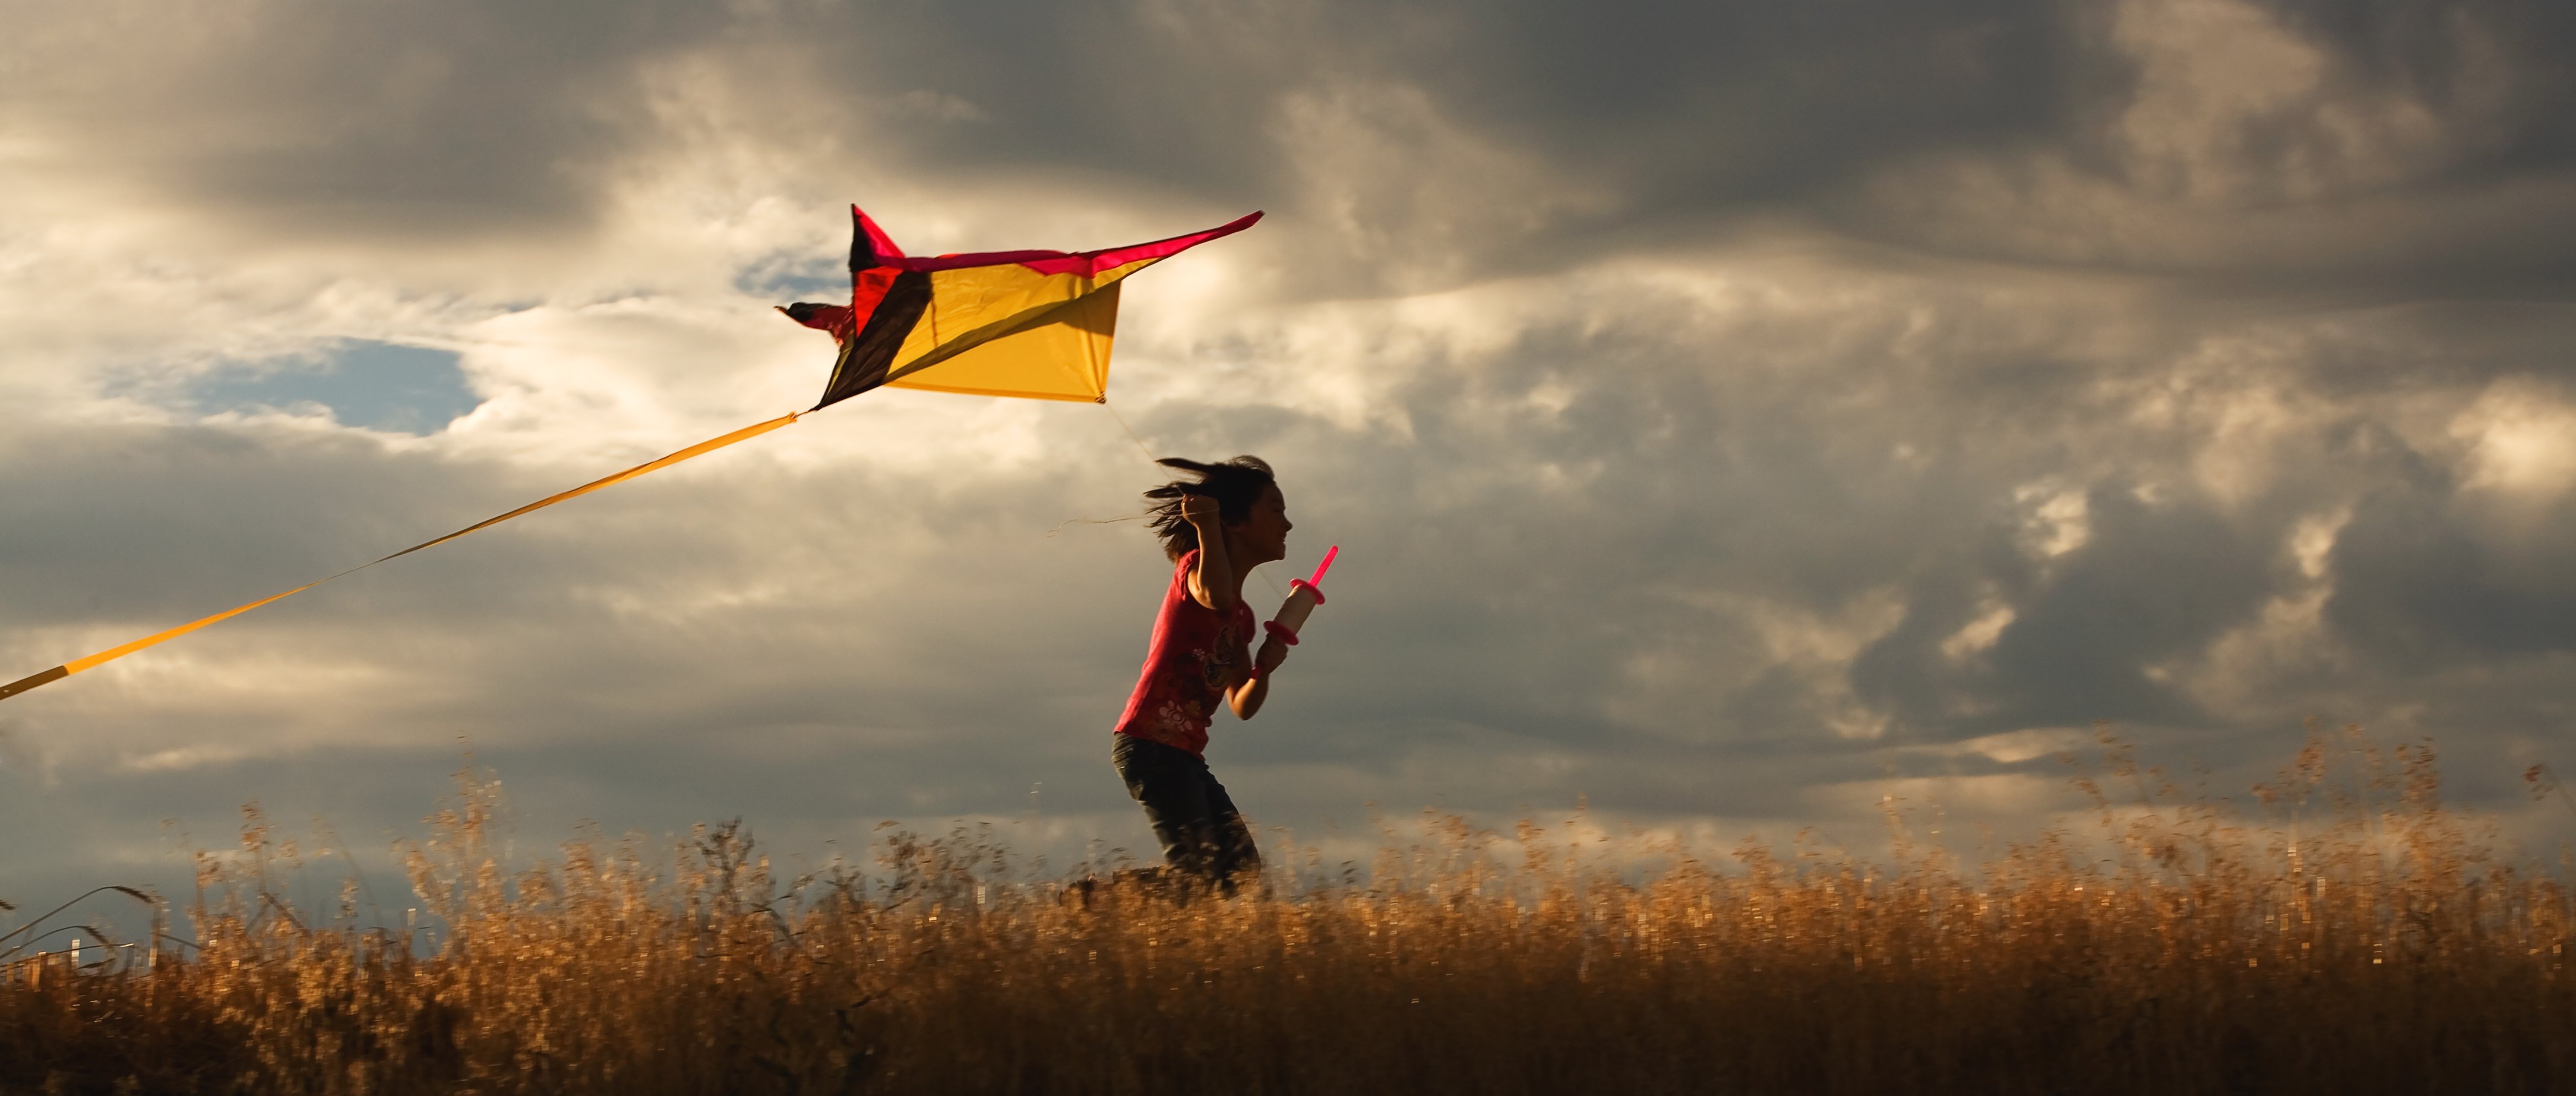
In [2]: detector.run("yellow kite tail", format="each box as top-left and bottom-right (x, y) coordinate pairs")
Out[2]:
(0, 412), (800, 704)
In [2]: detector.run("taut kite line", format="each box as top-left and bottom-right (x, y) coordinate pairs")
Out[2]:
(0, 206), (1260, 704)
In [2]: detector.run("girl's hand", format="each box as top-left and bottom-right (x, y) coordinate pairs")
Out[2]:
(1254, 636), (1289, 676)
(1179, 492), (1221, 528)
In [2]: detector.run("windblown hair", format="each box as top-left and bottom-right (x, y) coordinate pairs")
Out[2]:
(1143, 456), (1276, 560)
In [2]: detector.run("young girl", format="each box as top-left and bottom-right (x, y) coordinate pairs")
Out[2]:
(1111, 456), (1294, 889)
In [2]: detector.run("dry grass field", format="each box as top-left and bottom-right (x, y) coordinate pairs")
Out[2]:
(5, 728), (2572, 1095)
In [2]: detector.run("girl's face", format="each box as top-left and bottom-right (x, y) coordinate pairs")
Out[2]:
(1229, 484), (1292, 566)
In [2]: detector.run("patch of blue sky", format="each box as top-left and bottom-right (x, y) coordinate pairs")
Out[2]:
(742, 273), (848, 304)
(733, 249), (847, 304)
(191, 340), (482, 435)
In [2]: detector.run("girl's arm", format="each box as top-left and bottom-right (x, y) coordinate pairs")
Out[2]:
(1229, 634), (1288, 719)
(1180, 493), (1237, 611)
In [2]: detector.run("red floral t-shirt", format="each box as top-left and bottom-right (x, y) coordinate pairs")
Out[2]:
(1113, 549), (1256, 757)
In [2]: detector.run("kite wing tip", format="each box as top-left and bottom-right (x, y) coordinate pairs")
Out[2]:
(849, 205), (906, 264)
(1199, 210), (1262, 241)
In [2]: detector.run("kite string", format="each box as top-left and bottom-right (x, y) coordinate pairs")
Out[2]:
(1101, 399), (1162, 465)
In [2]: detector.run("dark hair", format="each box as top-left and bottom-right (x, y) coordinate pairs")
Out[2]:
(1143, 456), (1276, 560)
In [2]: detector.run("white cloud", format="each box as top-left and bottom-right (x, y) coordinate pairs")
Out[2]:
(1942, 600), (2017, 662)
(2015, 482), (2091, 560)
(2453, 381), (2576, 500)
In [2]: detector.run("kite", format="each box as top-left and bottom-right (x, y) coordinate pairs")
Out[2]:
(0, 206), (1261, 703)
(785, 207), (1259, 407)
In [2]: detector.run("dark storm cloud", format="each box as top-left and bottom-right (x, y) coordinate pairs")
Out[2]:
(19, 0), (2569, 287)
(2330, 474), (2576, 663)
(1953, 485), (2279, 729)
(2252, 0), (2576, 178)
(758, 0), (2079, 253)
(4, 0), (734, 237)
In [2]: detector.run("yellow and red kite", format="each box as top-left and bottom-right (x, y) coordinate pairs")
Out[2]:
(786, 206), (1259, 406)
(0, 206), (1260, 703)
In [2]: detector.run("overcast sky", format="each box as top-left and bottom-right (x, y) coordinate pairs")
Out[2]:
(4, 0), (2574, 911)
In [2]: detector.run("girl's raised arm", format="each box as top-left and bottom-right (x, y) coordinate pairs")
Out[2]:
(1180, 493), (1237, 611)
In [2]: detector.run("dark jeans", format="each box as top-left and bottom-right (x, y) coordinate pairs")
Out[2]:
(1112, 735), (1262, 889)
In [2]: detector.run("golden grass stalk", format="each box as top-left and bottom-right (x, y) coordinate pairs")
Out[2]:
(4, 727), (2571, 1094)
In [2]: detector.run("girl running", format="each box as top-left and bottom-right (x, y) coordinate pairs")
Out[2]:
(1111, 456), (1292, 890)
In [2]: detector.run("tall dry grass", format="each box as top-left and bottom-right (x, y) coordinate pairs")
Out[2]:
(4, 728), (2572, 1095)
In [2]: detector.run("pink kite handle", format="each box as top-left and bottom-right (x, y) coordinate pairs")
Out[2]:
(1288, 579), (1325, 605)
(1264, 620), (1300, 646)
(1306, 545), (1339, 588)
